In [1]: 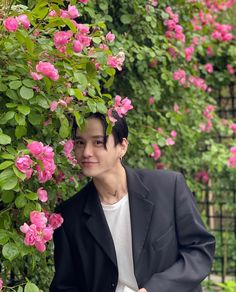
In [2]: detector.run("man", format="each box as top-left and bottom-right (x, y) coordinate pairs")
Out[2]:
(50, 112), (215, 292)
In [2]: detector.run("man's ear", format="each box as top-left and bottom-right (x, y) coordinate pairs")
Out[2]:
(120, 138), (128, 158)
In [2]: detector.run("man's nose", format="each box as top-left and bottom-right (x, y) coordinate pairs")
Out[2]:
(83, 143), (93, 157)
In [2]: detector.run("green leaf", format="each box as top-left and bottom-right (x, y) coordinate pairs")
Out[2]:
(28, 112), (43, 126)
(120, 14), (133, 24)
(1, 174), (18, 190)
(15, 126), (27, 139)
(87, 100), (96, 113)
(25, 192), (38, 201)
(0, 229), (9, 245)
(13, 165), (26, 180)
(68, 88), (84, 100)
(0, 161), (14, 170)
(92, 37), (101, 44)
(0, 111), (15, 125)
(2, 190), (15, 203)
(6, 103), (17, 108)
(86, 62), (96, 79)
(22, 79), (36, 88)
(59, 116), (70, 138)
(19, 86), (34, 100)
(61, 18), (77, 33)
(18, 105), (30, 115)
(17, 286), (24, 292)
(0, 134), (11, 145)
(9, 80), (22, 90)
(3, 242), (19, 261)
(0, 83), (7, 92)
(15, 194), (27, 208)
(74, 72), (87, 88)
(15, 31), (26, 44)
(0, 153), (15, 160)
(96, 103), (107, 114)
(25, 37), (35, 54)
(24, 282), (40, 292)
(15, 113), (26, 126)
(23, 202), (38, 217)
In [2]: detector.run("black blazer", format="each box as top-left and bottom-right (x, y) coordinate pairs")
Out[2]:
(50, 166), (215, 292)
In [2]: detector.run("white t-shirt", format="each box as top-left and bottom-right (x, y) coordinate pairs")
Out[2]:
(102, 194), (138, 292)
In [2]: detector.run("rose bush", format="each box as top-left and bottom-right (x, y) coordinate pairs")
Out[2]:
(0, 0), (235, 290)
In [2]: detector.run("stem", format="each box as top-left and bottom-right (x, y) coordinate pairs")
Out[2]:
(6, 0), (15, 16)
(0, 206), (12, 215)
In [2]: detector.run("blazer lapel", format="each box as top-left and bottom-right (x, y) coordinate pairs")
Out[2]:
(124, 166), (154, 268)
(83, 181), (117, 268)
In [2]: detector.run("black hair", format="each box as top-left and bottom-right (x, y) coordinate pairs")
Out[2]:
(72, 111), (128, 148)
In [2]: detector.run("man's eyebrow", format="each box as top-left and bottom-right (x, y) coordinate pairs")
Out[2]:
(75, 135), (104, 139)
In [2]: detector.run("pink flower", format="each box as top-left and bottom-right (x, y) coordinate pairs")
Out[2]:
(230, 123), (236, 134)
(50, 101), (58, 112)
(114, 95), (133, 117)
(166, 138), (175, 146)
(35, 241), (46, 252)
(36, 61), (59, 81)
(30, 71), (43, 80)
(173, 103), (179, 112)
(3, 17), (18, 32)
(68, 5), (79, 19)
(30, 211), (47, 229)
(77, 24), (90, 34)
(150, 144), (161, 160)
(185, 46), (194, 62)
(168, 47), (177, 59)
(75, 34), (91, 47)
(230, 147), (236, 155)
(207, 46), (214, 56)
(203, 105), (215, 119)
(49, 10), (57, 17)
(37, 187), (48, 203)
(170, 130), (177, 138)
(107, 108), (117, 124)
(15, 155), (33, 179)
(204, 63), (214, 73)
(227, 64), (234, 75)
(78, 0), (89, 3)
(24, 224), (37, 246)
(106, 32), (115, 42)
(16, 14), (30, 30)
(27, 141), (44, 157)
(173, 69), (186, 85)
(20, 223), (30, 233)
(107, 52), (125, 71)
(0, 278), (3, 290)
(63, 139), (74, 156)
(195, 171), (209, 184)
(73, 40), (83, 53)
(49, 213), (64, 230)
(54, 31), (72, 51)
(42, 226), (53, 241)
(149, 96), (155, 105)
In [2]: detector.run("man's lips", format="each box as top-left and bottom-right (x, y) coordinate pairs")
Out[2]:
(81, 161), (98, 166)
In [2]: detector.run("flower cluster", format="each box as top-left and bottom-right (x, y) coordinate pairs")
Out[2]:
(0, 278), (3, 291)
(173, 69), (186, 85)
(50, 96), (73, 112)
(3, 14), (30, 32)
(199, 104), (215, 132)
(204, 63), (214, 73)
(49, 5), (80, 19)
(108, 95), (133, 124)
(164, 6), (185, 43)
(20, 211), (63, 252)
(211, 23), (233, 42)
(30, 61), (59, 81)
(185, 46), (195, 62)
(15, 141), (56, 183)
(228, 147), (236, 168)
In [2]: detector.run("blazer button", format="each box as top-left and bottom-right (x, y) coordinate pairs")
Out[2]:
(111, 283), (115, 287)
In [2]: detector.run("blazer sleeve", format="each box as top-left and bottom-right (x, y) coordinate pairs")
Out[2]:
(50, 222), (79, 292)
(143, 172), (215, 292)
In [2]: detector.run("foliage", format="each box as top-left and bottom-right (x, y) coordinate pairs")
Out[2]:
(0, 0), (235, 290)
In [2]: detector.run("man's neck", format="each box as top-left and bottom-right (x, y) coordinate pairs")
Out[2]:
(93, 164), (128, 204)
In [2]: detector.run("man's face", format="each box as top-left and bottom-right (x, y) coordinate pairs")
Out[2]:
(74, 118), (126, 178)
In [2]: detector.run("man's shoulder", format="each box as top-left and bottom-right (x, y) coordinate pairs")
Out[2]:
(134, 167), (180, 180)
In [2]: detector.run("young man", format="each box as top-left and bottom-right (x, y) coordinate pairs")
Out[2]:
(50, 112), (215, 292)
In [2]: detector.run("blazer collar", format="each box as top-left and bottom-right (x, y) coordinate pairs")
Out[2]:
(83, 165), (154, 269)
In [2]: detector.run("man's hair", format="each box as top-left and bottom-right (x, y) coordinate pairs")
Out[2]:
(72, 111), (128, 148)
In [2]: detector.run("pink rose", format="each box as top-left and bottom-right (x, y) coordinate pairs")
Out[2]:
(106, 32), (115, 42)
(166, 138), (175, 146)
(54, 31), (73, 49)
(227, 64), (234, 75)
(78, 0), (89, 3)
(0, 278), (3, 290)
(3, 17), (18, 32)
(50, 101), (58, 112)
(75, 34), (91, 47)
(24, 224), (37, 246)
(77, 24), (90, 35)
(149, 96), (155, 105)
(170, 130), (177, 138)
(30, 211), (47, 229)
(67, 5), (79, 19)
(15, 155), (33, 178)
(49, 213), (64, 230)
(204, 63), (214, 73)
(42, 226), (53, 241)
(20, 223), (30, 234)
(37, 187), (48, 202)
(230, 123), (236, 134)
(73, 40), (83, 53)
(150, 144), (161, 160)
(16, 14), (30, 30)
(35, 241), (46, 252)
(30, 71), (43, 80)
(27, 141), (44, 157)
(63, 139), (74, 156)
(36, 61), (59, 81)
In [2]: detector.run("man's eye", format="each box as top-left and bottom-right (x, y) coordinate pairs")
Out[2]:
(75, 140), (84, 146)
(95, 140), (103, 145)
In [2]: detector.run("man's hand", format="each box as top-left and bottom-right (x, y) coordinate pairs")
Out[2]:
(138, 289), (147, 292)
